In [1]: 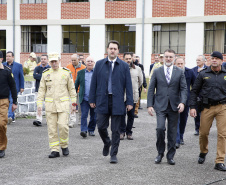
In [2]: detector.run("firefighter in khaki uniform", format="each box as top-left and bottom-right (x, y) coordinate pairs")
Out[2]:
(37, 53), (77, 158)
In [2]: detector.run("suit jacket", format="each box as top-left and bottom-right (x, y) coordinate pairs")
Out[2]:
(75, 69), (86, 104)
(89, 57), (133, 115)
(192, 65), (207, 78)
(3, 61), (24, 93)
(184, 67), (196, 105)
(147, 65), (187, 112)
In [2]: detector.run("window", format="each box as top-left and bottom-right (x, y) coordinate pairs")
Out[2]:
(21, 26), (47, 53)
(204, 22), (226, 54)
(21, 0), (47, 4)
(152, 23), (186, 54)
(62, 25), (90, 53)
(106, 0), (135, 1)
(0, 0), (7, 4)
(62, 0), (89, 2)
(106, 24), (136, 53)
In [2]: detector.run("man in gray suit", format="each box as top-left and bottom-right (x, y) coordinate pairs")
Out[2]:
(147, 49), (187, 165)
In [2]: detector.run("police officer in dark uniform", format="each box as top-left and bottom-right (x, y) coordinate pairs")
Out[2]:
(0, 51), (17, 158)
(190, 51), (226, 171)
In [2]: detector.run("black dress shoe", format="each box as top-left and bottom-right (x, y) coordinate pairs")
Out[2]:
(155, 154), (163, 164)
(134, 114), (138, 118)
(103, 141), (111, 156)
(198, 153), (207, 164)
(138, 107), (143, 110)
(167, 159), (175, 165)
(61, 147), (69, 156)
(214, 163), (226, 171)
(0, 150), (5, 158)
(48, 151), (60, 158)
(33, 120), (42, 126)
(176, 143), (180, 149)
(80, 132), (87, 138)
(110, 155), (118, 163)
(180, 139), (184, 145)
(194, 131), (199, 136)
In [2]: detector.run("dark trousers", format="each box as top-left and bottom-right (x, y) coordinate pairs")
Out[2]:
(176, 105), (189, 143)
(155, 103), (179, 160)
(120, 103), (136, 135)
(80, 100), (96, 132)
(194, 107), (201, 132)
(97, 95), (122, 156)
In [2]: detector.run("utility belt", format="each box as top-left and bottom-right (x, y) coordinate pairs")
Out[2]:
(197, 97), (226, 112)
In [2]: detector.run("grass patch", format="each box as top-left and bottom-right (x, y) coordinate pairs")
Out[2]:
(141, 78), (149, 100)
(24, 75), (35, 81)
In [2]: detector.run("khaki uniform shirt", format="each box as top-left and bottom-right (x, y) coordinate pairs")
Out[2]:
(37, 67), (77, 113)
(24, 59), (37, 76)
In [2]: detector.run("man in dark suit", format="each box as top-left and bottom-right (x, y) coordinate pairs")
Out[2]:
(3, 51), (24, 124)
(89, 40), (133, 164)
(75, 56), (96, 138)
(192, 55), (206, 136)
(147, 49), (187, 165)
(175, 57), (196, 149)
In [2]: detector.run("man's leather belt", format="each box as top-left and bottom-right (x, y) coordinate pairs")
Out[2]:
(209, 100), (226, 106)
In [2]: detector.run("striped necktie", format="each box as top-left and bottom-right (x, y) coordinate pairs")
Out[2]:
(166, 67), (171, 84)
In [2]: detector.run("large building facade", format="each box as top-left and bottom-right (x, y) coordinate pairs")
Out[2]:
(0, 0), (226, 75)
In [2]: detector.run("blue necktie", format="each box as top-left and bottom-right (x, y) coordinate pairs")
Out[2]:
(108, 61), (113, 94)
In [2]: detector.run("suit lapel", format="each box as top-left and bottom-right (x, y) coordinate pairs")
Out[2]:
(169, 66), (177, 85)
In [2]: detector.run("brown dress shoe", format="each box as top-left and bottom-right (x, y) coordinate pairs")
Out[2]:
(127, 135), (133, 140)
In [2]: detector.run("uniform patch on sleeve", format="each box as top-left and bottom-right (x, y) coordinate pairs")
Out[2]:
(203, 76), (210, 79)
(43, 68), (50, 73)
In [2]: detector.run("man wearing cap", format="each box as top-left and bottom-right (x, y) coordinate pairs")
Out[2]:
(37, 52), (77, 158)
(24, 52), (37, 76)
(3, 51), (24, 124)
(190, 51), (226, 171)
(0, 51), (18, 158)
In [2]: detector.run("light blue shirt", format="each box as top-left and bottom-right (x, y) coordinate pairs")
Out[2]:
(84, 69), (94, 101)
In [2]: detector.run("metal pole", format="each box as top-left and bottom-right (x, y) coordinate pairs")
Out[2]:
(13, 0), (15, 54)
(141, 0), (145, 65)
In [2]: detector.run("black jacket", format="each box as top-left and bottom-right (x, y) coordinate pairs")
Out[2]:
(0, 65), (17, 103)
(33, 65), (51, 92)
(189, 66), (226, 109)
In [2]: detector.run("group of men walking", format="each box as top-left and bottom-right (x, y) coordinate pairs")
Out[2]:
(1, 41), (226, 171)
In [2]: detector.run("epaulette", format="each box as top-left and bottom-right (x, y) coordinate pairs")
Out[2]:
(63, 67), (71, 73)
(43, 68), (50, 73)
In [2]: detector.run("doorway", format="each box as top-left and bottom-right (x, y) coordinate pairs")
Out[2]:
(0, 30), (6, 62)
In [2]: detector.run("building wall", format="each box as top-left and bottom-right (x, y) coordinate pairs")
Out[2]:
(0, 4), (7, 20)
(1, 0), (226, 77)
(20, 4), (47, 20)
(61, 2), (90, 19)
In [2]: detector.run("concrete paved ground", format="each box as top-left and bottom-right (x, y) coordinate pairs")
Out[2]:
(1, 103), (226, 185)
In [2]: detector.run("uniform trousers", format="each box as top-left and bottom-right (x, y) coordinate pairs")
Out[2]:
(0, 99), (9, 150)
(155, 103), (179, 160)
(200, 104), (226, 164)
(46, 111), (69, 152)
(97, 95), (122, 157)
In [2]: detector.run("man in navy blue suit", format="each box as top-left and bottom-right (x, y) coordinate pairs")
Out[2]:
(175, 57), (196, 148)
(192, 55), (206, 135)
(3, 51), (24, 124)
(89, 40), (133, 164)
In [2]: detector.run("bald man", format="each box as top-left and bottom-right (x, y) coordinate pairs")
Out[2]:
(75, 56), (97, 138)
(67, 54), (86, 127)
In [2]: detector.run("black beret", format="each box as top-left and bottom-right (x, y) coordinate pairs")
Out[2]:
(211, 51), (223, 60)
(0, 51), (3, 58)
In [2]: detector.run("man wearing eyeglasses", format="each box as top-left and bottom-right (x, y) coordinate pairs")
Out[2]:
(147, 49), (187, 165)
(75, 56), (96, 138)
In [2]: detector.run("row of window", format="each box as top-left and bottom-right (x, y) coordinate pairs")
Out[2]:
(18, 0), (132, 4)
(20, 22), (226, 54)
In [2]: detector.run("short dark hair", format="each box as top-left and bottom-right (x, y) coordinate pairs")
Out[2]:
(6, 51), (14, 57)
(123, 52), (133, 58)
(41, 54), (48, 59)
(107, 40), (120, 50)
(164, 49), (176, 54)
(79, 54), (84, 57)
